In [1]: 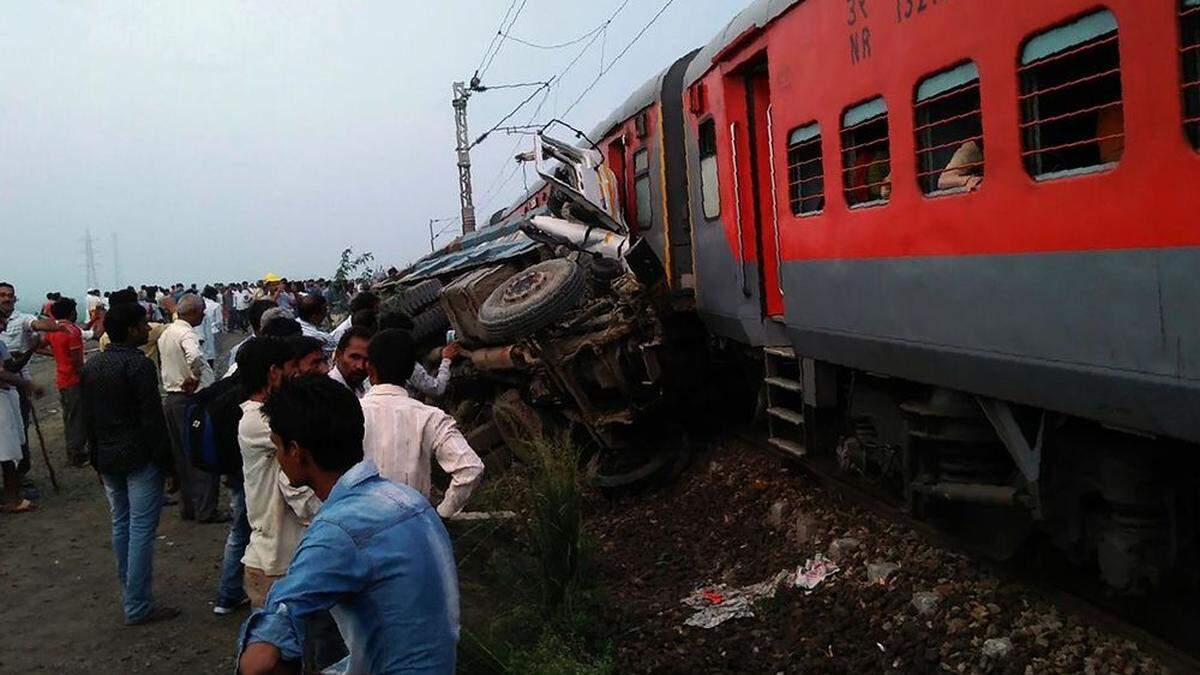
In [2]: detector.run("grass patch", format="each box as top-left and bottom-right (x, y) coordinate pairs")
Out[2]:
(456, 432), (612, 675)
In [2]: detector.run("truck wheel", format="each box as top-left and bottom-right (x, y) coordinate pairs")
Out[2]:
(397, 279), (444, 315)
(492, 389), (545, 462)
(478, 259), (585, 342)
(411, 303), (450, 342)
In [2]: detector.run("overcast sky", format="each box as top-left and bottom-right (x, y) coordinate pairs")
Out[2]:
(0, 0), (745, 311)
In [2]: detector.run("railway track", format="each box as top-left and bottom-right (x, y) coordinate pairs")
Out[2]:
(738, 432), (1200, 674)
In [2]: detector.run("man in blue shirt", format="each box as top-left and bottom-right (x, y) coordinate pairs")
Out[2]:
(237, 375), (459, 675)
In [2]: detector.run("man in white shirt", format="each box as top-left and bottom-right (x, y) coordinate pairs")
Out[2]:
(200, 287), (223, 367)
(234, 337), (321, 607)
(157, 293), (220, 522)
(295, 294), (336, 356)
(0, 282), (61, 475)
(85, 289), (105, 322)
(408, 344), (460, 398)
(375, 310), (459, 398)
(328, 291), (379, 347)
(361, 329), (483, 518)
(232, 284), (252, 332)
(327, 326), (373, 399)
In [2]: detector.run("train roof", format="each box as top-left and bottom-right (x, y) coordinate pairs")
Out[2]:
(683, 0), (802, 88)
(588, 48), (701, 142)
(588, 66), (670, 141)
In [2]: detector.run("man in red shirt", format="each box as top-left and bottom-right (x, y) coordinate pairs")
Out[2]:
(45, 298), (88, 467)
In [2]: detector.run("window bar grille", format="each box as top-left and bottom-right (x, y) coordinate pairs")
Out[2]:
(1019, 23), (1122, 176)
(1182, 1), (1200, 148)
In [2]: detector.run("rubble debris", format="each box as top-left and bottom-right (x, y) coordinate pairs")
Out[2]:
(866, 561), (900, 585)
(681, 570), (791, 629)
(592, 441), (1172, 673)
(445, 510), (518, 522)
(826, 537), (860, 562)
(791, 511), (821, 544)
(766, 500), (787, 531)
(911, 591), (941, 616)
(981, 637), (1013, 659)
(793, 553), (840, 591)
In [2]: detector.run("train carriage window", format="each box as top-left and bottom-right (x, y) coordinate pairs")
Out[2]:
(698, 119), (721, 219)
(915, 62), (984, 195)
(633, 148), (653, 231)
(841, 97), (891, 208)
(1019, 10), (1124, 180)
(787, 122), (824, 215)
(1182, 0), (1200, 149)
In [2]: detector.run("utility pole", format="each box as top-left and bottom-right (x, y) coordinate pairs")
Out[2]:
(452, 81), (477, 235)
(83, 229), (100, 292)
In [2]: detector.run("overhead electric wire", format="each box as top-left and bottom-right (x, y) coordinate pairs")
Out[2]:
(470, 81), (551, 148)
(475, 14), (608, 211)
(474, 0), (519, 79)
(474, 0), (640, 216)
(500, 22), (607, 51)
(477, 86), (551, 213)
(477, 0), (529, 80)
(474, 80), (550, 91)
(562, 0), (678, 118)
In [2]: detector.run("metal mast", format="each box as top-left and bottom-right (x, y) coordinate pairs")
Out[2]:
(452, 81), (477, 235)
(83, 229), (100, 291)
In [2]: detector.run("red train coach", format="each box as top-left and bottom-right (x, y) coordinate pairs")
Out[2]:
(589, 50), (701, 301)
(676, 0), (1200, 588)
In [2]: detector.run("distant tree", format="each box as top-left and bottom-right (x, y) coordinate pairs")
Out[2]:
(333, 248), (379, 286)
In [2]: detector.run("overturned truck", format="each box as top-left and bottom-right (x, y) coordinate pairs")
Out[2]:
(387, 128), (707, 485)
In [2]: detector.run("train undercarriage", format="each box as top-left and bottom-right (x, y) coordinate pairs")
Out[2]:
(762, 348), (1200, 592)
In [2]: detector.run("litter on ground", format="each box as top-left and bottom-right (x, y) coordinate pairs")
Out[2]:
(681, 553), (841, 628)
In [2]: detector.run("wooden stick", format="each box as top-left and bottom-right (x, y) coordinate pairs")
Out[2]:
(28, 406), (59, 492)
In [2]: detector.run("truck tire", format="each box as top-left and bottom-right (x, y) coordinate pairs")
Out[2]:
(478, 259), (585, 342)
(396, 279), (443, 315)
(492, 389), (545, 462)
(411, 303), (450, 342)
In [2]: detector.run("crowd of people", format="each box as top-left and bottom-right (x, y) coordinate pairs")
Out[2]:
(0, 274), (482, 673)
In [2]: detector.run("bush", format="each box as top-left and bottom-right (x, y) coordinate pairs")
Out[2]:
(528, 432), (583, 615)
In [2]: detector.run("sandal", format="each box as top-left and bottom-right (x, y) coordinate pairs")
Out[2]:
(1, 498), (35, 513)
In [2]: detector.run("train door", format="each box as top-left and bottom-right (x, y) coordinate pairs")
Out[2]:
(727, 58), (785, 318)
(607, 138), (632, 230)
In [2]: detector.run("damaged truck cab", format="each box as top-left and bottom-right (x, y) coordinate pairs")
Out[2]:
(389, 92), (702, 484)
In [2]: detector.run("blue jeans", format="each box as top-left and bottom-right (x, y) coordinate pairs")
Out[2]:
(101, 464), (165, 622)
(216, 482), (251, 607)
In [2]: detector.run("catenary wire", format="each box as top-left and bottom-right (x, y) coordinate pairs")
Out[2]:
(561, 0), (678, 118)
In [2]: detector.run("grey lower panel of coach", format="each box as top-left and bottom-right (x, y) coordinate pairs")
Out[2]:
(691, 213), (793, 346)
(780, 247), (1200, 443)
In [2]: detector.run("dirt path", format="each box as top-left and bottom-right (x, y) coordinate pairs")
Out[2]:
(1, 337), (243, 674)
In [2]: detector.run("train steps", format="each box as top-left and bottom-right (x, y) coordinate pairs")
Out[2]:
(764, 346), (807, 459)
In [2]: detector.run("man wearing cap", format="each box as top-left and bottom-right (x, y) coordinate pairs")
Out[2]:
(257, 274), (282, 302)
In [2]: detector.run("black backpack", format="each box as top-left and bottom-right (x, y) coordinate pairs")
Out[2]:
(182, 374), (246, 476)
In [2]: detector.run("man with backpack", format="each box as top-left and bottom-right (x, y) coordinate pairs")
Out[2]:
(183, 359), (255, 615)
